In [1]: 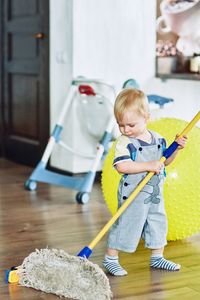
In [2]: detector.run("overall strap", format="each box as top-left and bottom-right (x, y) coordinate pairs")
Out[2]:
(148, 130), (160, 145)
(149, 130), (166, 152)
(126, 137), (141, 161)
(127, 136), (141, 149)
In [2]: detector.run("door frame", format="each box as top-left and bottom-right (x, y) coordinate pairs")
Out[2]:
(0, 2), (4, 157)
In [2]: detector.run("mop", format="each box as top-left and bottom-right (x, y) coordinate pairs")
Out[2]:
(5, 111), (200, 300)
(10, 248), (112, 300)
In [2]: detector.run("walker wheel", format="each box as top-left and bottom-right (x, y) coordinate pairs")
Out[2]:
(25, 180), (37, 191)
(76, 192), (89, 204)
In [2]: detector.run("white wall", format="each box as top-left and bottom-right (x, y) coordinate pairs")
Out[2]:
(50, 0), (73, 127)
(50, 0), (74, 172)
(73, 0), (200, 123)
(73, 0), (156, 91)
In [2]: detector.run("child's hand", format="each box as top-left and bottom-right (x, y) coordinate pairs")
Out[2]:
(175, 134), (187, 149)
(147, 161), (164, 174)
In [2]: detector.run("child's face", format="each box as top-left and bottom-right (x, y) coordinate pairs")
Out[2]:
(117, 110), (147, 138)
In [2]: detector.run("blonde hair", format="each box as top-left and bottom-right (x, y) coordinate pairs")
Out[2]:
(114, 88), (150, 122)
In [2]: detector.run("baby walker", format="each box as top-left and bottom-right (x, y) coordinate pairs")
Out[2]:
(25, 78), (116, 204)
(25, 77), (173, 204)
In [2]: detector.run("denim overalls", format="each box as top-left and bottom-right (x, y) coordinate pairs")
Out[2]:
(107, 131), (168, 252)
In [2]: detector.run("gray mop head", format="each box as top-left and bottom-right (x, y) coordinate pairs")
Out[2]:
(17, 248), (112, 300)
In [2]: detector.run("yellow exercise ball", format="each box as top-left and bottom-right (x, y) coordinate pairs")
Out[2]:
(102, 118), (200, 241)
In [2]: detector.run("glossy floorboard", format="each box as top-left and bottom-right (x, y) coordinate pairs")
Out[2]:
(0, 158), (200, 300)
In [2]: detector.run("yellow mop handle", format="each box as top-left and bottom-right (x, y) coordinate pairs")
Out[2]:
(88, 111), (200, 250)
(177, 111), (200, 136)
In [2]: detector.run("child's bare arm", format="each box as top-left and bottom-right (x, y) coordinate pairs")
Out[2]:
(165, 135), (187, 166)
(115, 160), (164, 175)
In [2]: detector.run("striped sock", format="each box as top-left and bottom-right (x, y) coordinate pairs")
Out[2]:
(150, 255), (181, 271)
(103, 255), (128, 276)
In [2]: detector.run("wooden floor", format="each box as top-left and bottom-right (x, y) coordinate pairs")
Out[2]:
(1, 158), (200, 300)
